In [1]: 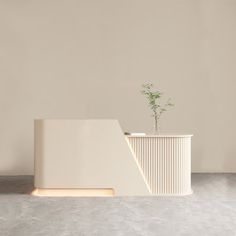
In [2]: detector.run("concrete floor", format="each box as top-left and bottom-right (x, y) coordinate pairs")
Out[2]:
(0, 174), (236, 236)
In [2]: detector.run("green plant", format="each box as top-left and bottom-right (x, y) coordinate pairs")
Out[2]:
(141, 83), (173, 134)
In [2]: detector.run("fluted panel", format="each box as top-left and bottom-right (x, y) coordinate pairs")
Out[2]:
(127, 136), (192, 195)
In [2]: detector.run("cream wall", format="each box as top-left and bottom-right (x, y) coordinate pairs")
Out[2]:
(0, 0), (236, 174)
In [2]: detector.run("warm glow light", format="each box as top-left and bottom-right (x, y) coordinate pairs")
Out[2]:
(31, 188), (114, 197)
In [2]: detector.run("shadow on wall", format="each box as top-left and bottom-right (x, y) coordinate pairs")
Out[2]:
(0, 136), (34, 175)
(192, 146), (205, 172)
(224, 150), (236, 173)
(0, 176), (33, 194)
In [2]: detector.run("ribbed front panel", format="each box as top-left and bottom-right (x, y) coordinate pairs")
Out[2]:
(127, 137), (192, 195)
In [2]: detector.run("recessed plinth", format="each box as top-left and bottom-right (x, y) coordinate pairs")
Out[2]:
(31, 188), (114, 197)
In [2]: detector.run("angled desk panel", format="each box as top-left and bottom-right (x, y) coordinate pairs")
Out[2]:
(34, 119), (150, 196)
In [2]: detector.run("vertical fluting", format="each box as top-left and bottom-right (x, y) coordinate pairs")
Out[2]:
(127, 136), (192, 195)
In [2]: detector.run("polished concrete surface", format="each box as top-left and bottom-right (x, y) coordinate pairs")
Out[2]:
(0, 174), (236, 236)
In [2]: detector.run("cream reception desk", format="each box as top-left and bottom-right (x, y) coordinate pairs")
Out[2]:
(33, 119), (192, 196)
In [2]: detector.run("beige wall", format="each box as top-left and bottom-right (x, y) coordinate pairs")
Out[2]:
(0, 0), (236, 174)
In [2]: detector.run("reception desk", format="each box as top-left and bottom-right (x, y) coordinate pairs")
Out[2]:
(33, 119), (192, 196)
